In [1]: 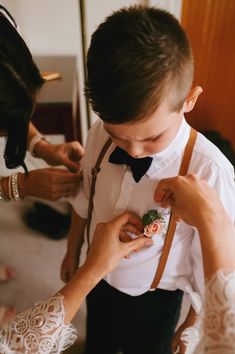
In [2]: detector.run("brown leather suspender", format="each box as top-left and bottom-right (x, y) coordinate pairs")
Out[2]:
(86, 128), (197, 290)
(150, 128), (197, 289)
(86, 137), (112, 248)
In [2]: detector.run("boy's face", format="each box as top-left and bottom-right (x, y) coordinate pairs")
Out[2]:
(103, 100), (183, 158)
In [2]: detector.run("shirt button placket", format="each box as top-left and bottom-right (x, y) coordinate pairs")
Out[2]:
(114, 167), (135, 214)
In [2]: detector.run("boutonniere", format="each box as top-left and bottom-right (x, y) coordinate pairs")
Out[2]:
(142, 209), (167, 237)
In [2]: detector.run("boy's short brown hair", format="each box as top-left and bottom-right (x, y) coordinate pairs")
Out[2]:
(85, 6), (194, 124)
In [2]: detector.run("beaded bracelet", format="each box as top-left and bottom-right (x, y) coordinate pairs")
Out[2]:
(11, 172), (21, 201)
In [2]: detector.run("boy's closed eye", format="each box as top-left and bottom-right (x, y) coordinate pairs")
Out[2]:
(147, 136), (160, 142)
(105, 130), (161, 143)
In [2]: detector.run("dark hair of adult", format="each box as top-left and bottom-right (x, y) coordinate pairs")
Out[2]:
(85, 6), (194, 124)
(0, 10), (45, 171)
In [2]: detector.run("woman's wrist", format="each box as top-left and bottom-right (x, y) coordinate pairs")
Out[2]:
(33, 138), (51, 159)
(0, 173), (26, 201)
(17, 172), (27, 198)
(197, 208), (231, 241)
(78, 263), (104, 288)
(192, 197), (226, 230)
(60, 264), (103, 323)
(198, 209), (235, 277)
(28, 132), (50, 158)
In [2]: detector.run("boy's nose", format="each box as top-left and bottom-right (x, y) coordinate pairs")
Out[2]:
(126, 143), (144, 158)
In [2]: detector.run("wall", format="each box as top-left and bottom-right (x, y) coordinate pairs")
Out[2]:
(0, 0), (88, 142)
(149, 0), (182, 20)
(0, 0), (80, 55)
(182, 0), (235, 150)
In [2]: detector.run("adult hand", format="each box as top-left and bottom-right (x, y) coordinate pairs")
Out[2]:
(155, 174), (235, 278)
(119, 214), (143, 242)
(34, 140), (84, 172)
(84, 212), (154, 277)
(154, 174), (225, 227)
(59, 212), (153, 323)
(18, 168), (82, 201)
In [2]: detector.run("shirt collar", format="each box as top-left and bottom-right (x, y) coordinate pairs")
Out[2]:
(147, 117), (191, 177)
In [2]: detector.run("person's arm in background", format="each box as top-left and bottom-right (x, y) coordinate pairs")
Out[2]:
(156, 174), (235, 353)
(171, 161), (235, 353)
(0, 122), (84, 201)
(155, 175), (235, 354)
(61, 210), (87, 283)
(27, 122), (84, 172)
(155, 174), (235, 280)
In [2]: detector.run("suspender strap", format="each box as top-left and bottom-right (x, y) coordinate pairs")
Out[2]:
(86, 137), (112, 247)
(150, 128), (197, 289)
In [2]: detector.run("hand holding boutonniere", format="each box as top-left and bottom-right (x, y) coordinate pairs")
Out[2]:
(142, 209), (167, 238)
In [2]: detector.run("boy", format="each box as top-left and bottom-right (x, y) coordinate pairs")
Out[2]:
(61, 6), (235, 354)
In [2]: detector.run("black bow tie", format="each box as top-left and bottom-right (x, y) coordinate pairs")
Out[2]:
(109, 147), (153, 183)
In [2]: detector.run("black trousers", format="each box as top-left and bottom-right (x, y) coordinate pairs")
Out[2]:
(84, 280), (183, 354)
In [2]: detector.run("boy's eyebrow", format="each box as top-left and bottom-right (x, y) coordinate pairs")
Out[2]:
(105, 128), (159, 142)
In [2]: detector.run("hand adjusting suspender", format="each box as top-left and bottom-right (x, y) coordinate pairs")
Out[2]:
(150, 128), (197, 289)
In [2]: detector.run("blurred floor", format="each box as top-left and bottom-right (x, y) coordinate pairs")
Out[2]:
(0, 198), (86, 351)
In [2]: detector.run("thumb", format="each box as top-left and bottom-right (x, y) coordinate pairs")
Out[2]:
(111, 212), (143, 233)
(62, 157), (80, 173)
(155, 177), (177, 203)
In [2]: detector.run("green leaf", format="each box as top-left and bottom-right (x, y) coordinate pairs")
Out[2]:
(147, 210), (160, 220)
(142, 209), (162, 226)
(142, 214), (153, 227)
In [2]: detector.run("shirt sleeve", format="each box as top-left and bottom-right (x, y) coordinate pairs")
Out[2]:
(0, 294), (77, 354)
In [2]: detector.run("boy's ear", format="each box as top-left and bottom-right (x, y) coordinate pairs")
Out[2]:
(183, 86), (203, 113)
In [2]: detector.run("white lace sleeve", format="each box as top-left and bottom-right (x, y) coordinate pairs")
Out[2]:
(0, 294), (77, 354)
(193, 270), (235, 354)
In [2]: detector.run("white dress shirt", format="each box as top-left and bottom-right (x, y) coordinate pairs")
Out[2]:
(69, 118), (235, 297)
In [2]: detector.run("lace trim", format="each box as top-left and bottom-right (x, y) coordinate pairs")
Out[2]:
(189, 270), (235, 354)
(0, 294), (77, 353)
